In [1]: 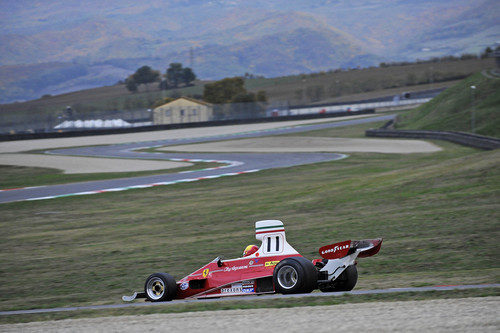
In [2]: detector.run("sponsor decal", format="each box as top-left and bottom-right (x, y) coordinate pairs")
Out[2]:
(265, 260), (280, 267)
(249, 260), (254, 265)
(221, 287), (242, 294)
(221, 283), (243, 294)
(179, 282), (189, 291)
(319, 240), (351, 259)
(220, 282), (255, 294)
(242, 287), (255, 293)
(321, 244), (349, 255)
(202, 268), (210, 278)
(223, 265), (248, 272)
(254, 258), (259, 263)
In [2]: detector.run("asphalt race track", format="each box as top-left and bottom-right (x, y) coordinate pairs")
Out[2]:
(0, 284), (497, 316)
(0, 115), (394, 204)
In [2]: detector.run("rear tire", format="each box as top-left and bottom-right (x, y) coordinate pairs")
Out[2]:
(144, 272), (177, 302)
(273, 257), (317, 294)
(319, 264), (358, 292)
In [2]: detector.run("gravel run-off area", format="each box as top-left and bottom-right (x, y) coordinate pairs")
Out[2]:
(0, 154), (191, 174)
(1, 297), (498, 332)
(162, 136), (442, 154)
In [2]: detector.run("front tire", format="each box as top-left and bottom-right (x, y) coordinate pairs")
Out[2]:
(144, 272), (177, 302)
(319, 264), (358, 292)
(273, 257), (317, 294)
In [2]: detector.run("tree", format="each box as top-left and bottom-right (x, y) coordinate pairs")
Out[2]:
(256, 90), (267, 102)
(182, 67), (196, 86)
(158, 80), (169, 90)
(231, 92), (256, 103)
(125, 76), (138, 93)
(124, 65), (161, 93)
(481, 46), (493, 59)
(203, 77), (247, 104)
(132, 66), (160, 90)
(133, 66), (160, 84)
(166, 63), (184, 88)
(163, 63), (196, 89)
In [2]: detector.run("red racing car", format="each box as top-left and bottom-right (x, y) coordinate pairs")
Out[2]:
(123, 220), (382, 302)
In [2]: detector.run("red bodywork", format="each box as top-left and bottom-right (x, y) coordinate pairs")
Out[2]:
(175, 254), (300, 299)
(356, 238), (383, 258)
(172, 238), (382, 299)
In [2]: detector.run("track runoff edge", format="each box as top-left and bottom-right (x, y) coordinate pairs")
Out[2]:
(1, 284), (498, 316)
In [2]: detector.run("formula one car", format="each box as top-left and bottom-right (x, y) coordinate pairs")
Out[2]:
(123, 220), (382, 302)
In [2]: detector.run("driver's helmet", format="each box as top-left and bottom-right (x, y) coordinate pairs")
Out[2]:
(243, 244), (259, 257)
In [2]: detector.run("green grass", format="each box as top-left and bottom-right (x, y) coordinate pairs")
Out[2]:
(1, 288), (497, 324)
(0, 161), (223, 189)
(0, 118), (498, 317)
(396, 72), (500, 137)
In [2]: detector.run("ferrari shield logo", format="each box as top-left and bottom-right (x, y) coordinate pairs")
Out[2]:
(202, 268), (209, 278)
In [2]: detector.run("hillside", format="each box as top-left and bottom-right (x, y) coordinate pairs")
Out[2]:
(168, 27), (380, 79)
(0, 58), (494, 116)
(0, 58), (495, 126)
(396, 71), (500, 137)
(0, 0), (498, 103)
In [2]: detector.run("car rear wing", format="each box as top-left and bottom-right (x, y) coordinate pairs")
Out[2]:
(319, 238), (382, 259)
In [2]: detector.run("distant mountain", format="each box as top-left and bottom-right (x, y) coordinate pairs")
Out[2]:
(400, 0), (500, 58)
(0, 0), (498, 103)
(164, 25), (381, 78)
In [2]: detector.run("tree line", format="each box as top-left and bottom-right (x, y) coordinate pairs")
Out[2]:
(202, 77), (266, 104)
(379, 46), (498, 68)
(125, 63), (196, 92)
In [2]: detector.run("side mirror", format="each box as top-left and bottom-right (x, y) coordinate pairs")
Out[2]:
(217, 258), (224, 267)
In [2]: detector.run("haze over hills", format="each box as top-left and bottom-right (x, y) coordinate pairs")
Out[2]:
(0, 0), (498, 103)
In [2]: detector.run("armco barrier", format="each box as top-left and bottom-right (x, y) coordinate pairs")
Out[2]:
(0, 109), (374, 142)
(366, 128), (500, 150)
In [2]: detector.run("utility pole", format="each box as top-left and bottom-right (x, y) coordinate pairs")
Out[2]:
(470, 85), (476, 133)
(189, 47), (194, 69)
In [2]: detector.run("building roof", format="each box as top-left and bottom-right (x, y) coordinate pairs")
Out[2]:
(156, 97), (212, 109)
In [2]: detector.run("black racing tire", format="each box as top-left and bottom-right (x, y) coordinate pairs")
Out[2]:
(319, 265), (358, 292)
(273, 257), (317, 294)
(144, 272), (177, 302)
